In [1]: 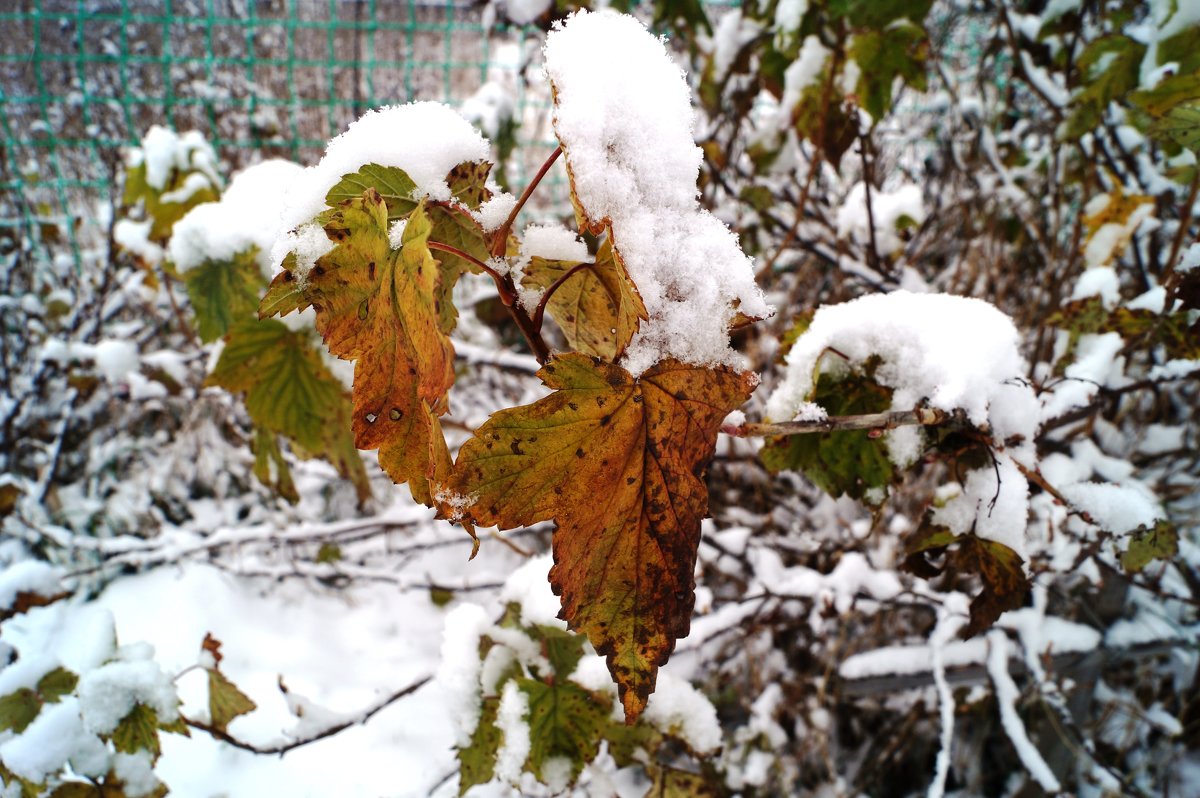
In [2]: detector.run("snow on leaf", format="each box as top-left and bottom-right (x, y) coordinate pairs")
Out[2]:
(260, 192), (455, 495)
(324, 164), (418, 217)
(518, 676), (609, 785)
(450, 353), (755, 722)
(760, 366), (896, 501)
(181, 248), (266, 343)
(206, 319), (370, 502)
(206, 669), (256, 733)
(521, 236), (647, 361)
(111, 704), (160, 758)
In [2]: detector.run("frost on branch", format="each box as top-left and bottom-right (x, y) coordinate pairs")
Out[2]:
(543, 10), (771, 375)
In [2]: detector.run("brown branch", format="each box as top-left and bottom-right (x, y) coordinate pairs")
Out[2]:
(490, 145), (562, 257)
(185, 674), (432, 756)
(723, 407), (948, 437)
(1163, 167), (1200, 309)
(531, 261), (595, 333)
(426, 241), (511, 299)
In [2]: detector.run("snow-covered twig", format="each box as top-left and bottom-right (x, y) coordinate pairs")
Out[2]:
(723, 407), (948, 437)
(184, 673), (432, 756)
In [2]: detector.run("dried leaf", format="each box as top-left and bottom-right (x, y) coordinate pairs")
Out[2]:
(261, 193), (455, 498)
(521, 236), (648, 361)
(955, 536), (1030, 638)
(451, 354), (755, 721)
(207, 668), (256, 732)
(446, 160), (494, 209)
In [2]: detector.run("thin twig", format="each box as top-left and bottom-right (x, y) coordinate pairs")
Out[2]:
(1162, 167), (1200, 309)
(185, 674), (432, 756)
(491, 145), (562, 257)
(531, 261), (595, 333)
(723, 407), (948, 438)
(426, 241), (510, 299)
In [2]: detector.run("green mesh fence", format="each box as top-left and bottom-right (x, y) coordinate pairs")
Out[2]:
(0, 0), (590, 270)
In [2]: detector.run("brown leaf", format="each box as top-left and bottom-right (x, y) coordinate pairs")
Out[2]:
(450, 354), (755, 721)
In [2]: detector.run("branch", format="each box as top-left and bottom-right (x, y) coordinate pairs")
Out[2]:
(490, 145), (562, 257)
(531, 261), (595, 333)
(185, 674), (432, 756)
(723, 407), (948, 437)
(426, 241), (512, 300)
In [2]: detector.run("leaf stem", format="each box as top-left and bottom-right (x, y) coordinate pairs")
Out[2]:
(531, 261), (596, 333)
(723, 407), (947, 437)
(426, 241), (505, 285)
(490, 145), (563, 257)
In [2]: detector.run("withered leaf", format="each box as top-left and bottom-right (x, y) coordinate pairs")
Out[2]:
(521, 236), (647, 361)
(259, 192), (455, 498)
(450, 354), (755, 722)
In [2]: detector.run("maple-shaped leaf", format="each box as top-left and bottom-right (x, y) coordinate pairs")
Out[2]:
(207, 318), (370, 502)
(181, 248), (266, 344)
(521, 236), (648, 361)
(450, 353), (755, 722)
(207, 668), (256, 732)
(325, 164), (418, 217)
(111, 704), (161, 758)
(260, 191), (456, 499)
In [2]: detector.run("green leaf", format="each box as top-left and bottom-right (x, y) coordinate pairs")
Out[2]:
(519, 677), (610, 785)
(111, 704), (161, 758)
(760, 368), (896, 501)
(0, 688), (42, 733)
(36, 667), (78, 704)
(829, 0), (933, 28)
(207, 668), (256, 732)
(457, 696), (501, 795)
(251, 427), (299, 504)
(1151, 103), (1200, 151)
(315, 542), (342, 563)
(158, 714), (191, 737)
(1066, 35), (1144, 139)
(1121, 520), (1178, 573)
(1130, 71), (1200, 118)
(325, 164), (418, 219)
(850, 24), (929, 120)
(182, 248), (267, 343)
(520, 236), (648, 361)
(208, 318), (371, 503)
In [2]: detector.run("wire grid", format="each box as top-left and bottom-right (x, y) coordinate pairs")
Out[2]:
(0, 0), (570, 270)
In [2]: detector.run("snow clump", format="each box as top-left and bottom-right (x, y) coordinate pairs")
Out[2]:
(543, 10), (771, 375)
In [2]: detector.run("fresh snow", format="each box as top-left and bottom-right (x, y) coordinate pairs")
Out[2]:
(543, 10), (770, 374)
(169, 159), (304, 278)
(273, 102), (491, 273)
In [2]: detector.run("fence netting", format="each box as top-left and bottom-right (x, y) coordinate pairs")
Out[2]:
(0, 0), (597, 268)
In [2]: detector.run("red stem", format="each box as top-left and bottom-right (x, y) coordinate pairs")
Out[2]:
(490, 146), (563, 257)
(531, 261), (595, 333)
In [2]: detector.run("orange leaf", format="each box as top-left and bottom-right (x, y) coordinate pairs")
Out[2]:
(450, 353), (755, 721)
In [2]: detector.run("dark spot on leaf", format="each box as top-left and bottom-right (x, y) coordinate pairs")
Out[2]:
(632, 394), (643, 403)
(569, 402), (579, 411)
(626, 477), (636, 485)
(282, 270), (294, 282)
(600, 415), (611, 426)
(368, 261), (376, 281)
(511, 440), (525, 455)
(575, 448), (584, 458)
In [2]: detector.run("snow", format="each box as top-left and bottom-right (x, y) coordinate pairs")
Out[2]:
(986, 632), (1062, 793)
(114, 219), (164, 265)
(792, 401), (827, 423)
(779, 36), (830, 127)
(113, 750), (161, 797)
(710, 11), (761, 81)
(1179, 242), (1200, 273)
(1070, 266), (1120, 307)
(436, 603), (492, 746)
(543, 10), (770, 374)
(931, 457), (1031, 557)
(642, 671), (722, 753)
(501, 0), (551, 25)
(494, 680), (531, 783)
(774, 0), (809, 46)
(274, 102), (491, 272)
(77, 654), (180, 735)
(169, 159), (304, 278)
(91, 339), (140, 383)
(473, 192), (517, 233)
(497, 554), (565, 630)
(137, 126), (219, 192)
(0, 696), (102, 783)
(0, 560), (62, 609)
(1084, 201), (1153, 268)
(836, 182), (926, 256)
(1059, 481), (1163, 533)
(520, 223), (589, 263)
